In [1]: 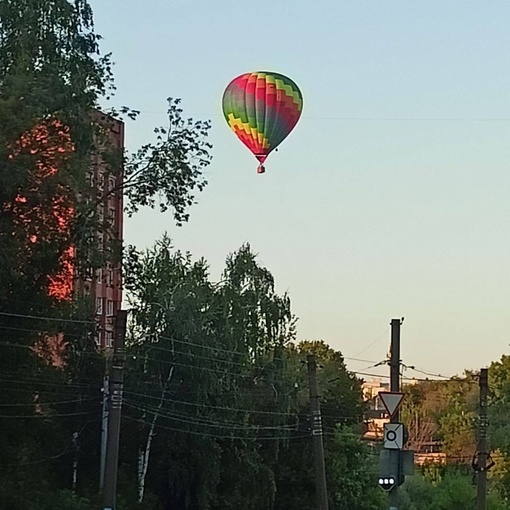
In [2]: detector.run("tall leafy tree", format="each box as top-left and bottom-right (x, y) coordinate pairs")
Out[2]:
(122, 239), (298, 509)
(273, 340), (366, 510)
(0, 1), (211, 507)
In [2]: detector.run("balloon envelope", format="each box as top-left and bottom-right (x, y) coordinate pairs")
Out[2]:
(222, 71), (303, 168)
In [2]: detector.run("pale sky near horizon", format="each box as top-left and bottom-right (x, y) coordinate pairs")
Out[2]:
(89, 0), (510, 379)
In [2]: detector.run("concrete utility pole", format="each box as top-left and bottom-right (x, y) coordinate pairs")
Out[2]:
(476, 368), (489, 510)
(307, 354), (329, 510)
(102, 310), (127, 510)
(99, 375), (110, 491)
(389, 318), (402, 510)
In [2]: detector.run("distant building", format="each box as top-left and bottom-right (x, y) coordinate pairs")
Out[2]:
(77, 113), (124, 349)
(362, 377), (389, 406)
(414, 443), (446, 466)
(362, 378), (390, 441)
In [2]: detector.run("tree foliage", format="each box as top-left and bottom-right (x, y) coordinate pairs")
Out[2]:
(122, 238), (299, 508)
(0, 1), (211, 507)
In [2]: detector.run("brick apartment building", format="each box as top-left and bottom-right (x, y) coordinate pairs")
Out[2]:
(82, 114), (124, 349)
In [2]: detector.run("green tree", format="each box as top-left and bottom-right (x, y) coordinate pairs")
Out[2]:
(0, 1), (212, 507)
(273, 340), (367, 510)
(490, 356), (510, 453)
(399, 376), (477, 463)
(122, 239), (297, 509)
(399, 471), (474, 510)
(487, 356), (510, 502)
(328, 426), (385, 510)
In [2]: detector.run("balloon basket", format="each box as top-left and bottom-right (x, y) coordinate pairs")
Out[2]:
(257, 165), (265, 174)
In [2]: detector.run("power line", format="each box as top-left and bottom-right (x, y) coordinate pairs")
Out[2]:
(123, 388), (360, 423)
(132, 344), (262, 369)
(353, 370), (455, 382)
(345, 356), (381, 365)
(125, 400), (300, 431)
(127, 109), (510, 122)
(0, 311), (94, 325)
(0, 396), (99, 407)
(0, 440), (75, 467)
(0, 429), (99, 467)
(0, 375), (102, 390)
(129, 351), (446, 386)
(136, 334), (288, 361)
(351, 328), (390, 358)
(0, 386), (94, 398)
(0, 325), (94, 340)
(124, 389), (298, 417)
(127, 358), (269, 379)
(122, 414), (312, 441)
(406, 366), (454, 380)
(0, 410), (98, 419)
(128, 353), (286, 380)
(134, 334), (380, 366)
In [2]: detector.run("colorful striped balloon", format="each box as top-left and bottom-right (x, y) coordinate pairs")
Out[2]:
(222, 71), (303, 173)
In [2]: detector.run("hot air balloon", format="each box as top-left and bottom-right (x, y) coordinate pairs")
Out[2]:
(222, 71), (303, 174)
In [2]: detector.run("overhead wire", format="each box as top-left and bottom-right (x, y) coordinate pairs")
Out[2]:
(0, 422), (100, 467)
(0, 395), (100, 407)
(124, 400), (300, 431)
(0, 310), (95, 325)
(351, 328), (390, 358)
(0, 375), (103, 391)
(406, 366), (455, 380)
(352, 370), (455, 382)
(0, 325), (95, 340)
(0, 409), (99, 419)
(131, 345), (265, 369)
(123, 109), (510, 122)
(135, 334), (289, 361)
(124, 386), (361, 421)
(122, 414), (313, 441)
(124, 389), (299, 417)
(134, 333), (382, 366)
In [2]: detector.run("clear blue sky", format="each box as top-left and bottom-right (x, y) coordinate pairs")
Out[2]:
(90, 0), (510, 379)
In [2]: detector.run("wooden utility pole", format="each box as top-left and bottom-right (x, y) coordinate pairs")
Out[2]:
(476, 368), (489, 510)
(389, 318), (402, 510)
(102, 310), (127, 510)
(307, 354), (329, 510)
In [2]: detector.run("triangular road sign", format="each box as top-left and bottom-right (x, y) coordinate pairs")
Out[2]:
(378, 391), (405, 418)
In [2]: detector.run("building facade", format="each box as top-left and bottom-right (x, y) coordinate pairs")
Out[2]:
(91, 114), (124, 349)
(77, 114), (124, 349)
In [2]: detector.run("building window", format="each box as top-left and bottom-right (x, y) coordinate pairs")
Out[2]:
(109, 177), (116, 192)
(83, 266), (93, 281)
(96, 297), (103, 315)
(107, 300), (114, 316)
(109, 207), (115, 224)
(106, 331), (114, 347)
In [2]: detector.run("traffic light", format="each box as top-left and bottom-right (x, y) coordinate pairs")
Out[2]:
(378, 450), (401, 492)
(378, 476), (397, 492)
(379, 449), (415, 491)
